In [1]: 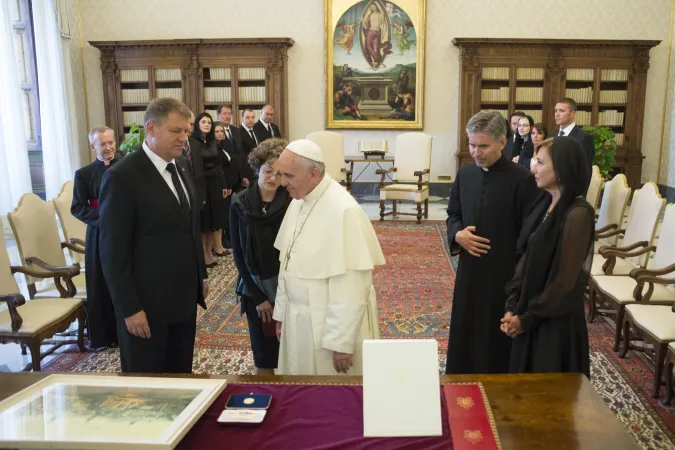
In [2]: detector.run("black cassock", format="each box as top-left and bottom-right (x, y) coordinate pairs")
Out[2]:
(71, 159), (118, 348)
(445, 156), (538, 374)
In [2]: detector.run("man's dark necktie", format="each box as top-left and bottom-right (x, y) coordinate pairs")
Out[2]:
(558, 130), (565, 137)
(269, 125), (274, 138)
(226, 128), (232, 142)
(165, 163), (190, 222)
(249, 129), (257, 144)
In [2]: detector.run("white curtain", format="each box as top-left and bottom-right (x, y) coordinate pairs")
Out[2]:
(0, 1), (32, 214)
(32, 0), (76, 199)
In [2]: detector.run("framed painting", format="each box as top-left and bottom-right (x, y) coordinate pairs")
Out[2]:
(325, 0), (426, 129)
(0, 374), (227, 449)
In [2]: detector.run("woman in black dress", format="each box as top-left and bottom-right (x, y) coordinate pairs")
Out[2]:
(192, 113), (230, 267)
(512, 115), (535, 169)
(501, 137), (594, 378)
(230, 138), (291, 375)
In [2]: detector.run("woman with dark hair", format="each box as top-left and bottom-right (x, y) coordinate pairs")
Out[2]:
(501, 137), (594, 378)
(512, 115), (535, 169)
(230, 138), (291, 375)
(192, 113), (230, 266)
(529, 122), (548, 173)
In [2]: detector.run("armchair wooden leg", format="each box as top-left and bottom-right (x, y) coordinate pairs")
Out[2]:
(416, 202), (422, 224)
(666, 359), (674, 405)
(424, 199), (429, 219)
(619, 317), (631, 358)
(77, 307), (87, 352)
(28, 340), (41, 372)
(586, 284), (597, 323)
(652, 343), (667, 399)
(379, 201), (385, 221)
(392, 200), (397, 217)
(613, 304), (625, 352)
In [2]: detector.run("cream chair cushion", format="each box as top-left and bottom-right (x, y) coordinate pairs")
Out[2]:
(34, 273), (87, 299)
(591, 254), (638, 276)
(619, 183), (665, 267)
(0, 298), (82, 334)
(586, 166), (603, 209)
(392, 132), (432, 182)
(53, 180), (87, 265)
(626, 304), (675, 341)
(595, 174), (631, 249)
(380, 184), (429, 202)
(594, 276), (675, 304)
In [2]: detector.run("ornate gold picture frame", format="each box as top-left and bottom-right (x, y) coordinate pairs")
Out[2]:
(325, 0), (426, 129)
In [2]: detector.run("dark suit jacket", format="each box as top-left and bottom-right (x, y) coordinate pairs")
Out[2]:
(239, 125), (259, 155)
(503, 135), (517, 161)
(548, 125), (595, 169)
(99, 148), (207, 326)
(185, 137), (207, 207)
(253, 120), (281, 142)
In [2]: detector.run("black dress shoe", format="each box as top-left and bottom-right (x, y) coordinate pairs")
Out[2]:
(206, 261), (218, 269)
(213, 250), (230, 257)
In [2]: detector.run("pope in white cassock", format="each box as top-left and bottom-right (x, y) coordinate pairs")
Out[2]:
(272, 139), (385, 375)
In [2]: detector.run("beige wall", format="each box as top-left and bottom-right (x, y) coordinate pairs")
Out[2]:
(77, 0), (672, 183)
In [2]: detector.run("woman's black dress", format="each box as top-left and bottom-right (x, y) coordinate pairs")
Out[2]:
(198, 139), (228, 232)
(229, 182), (291, 368)
(506, 196), (594, 377)
(516, 136), (534, 170)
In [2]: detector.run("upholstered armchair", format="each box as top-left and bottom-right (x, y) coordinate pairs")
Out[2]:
(7, 193), (86, 300)
(586, 165), (603, 211)
(593, 174), (631, 253)
(0, 219), (86, 371)
(53, 180), (86, 266)
(306, 131), (350, 188)
(377, 133), (433, 224)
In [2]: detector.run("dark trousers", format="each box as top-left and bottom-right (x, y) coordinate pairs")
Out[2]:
(117, 309), (197, 374)
(242, 296), (279, 369)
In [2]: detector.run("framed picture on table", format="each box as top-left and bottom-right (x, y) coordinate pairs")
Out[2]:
(325, 0), (426, 129)
(0, 374), (227, 449)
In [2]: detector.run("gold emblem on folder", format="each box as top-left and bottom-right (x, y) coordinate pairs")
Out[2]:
(457, 396), (474, 410)
(243, 397), (255, 405)
(464, 429), (483, 444)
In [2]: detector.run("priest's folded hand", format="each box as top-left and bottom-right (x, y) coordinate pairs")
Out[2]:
(505, 315), (522, 337)
(333, 352), (353, 374)
(124, 310), (151, 339)
(455, 226), (491, 257)
(500, 312), (513, 334)
(256, 300), (274, 323)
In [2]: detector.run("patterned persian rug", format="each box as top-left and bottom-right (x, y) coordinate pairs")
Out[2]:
(41, 221), (674, 448)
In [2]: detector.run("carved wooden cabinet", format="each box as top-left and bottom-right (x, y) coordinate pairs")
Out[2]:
(90, 38), (294, 140)
(453, 39), (660, 188)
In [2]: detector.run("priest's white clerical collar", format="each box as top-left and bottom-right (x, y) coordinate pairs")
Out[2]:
(302, 174), (331, 204)
(482, 167), (489, 172)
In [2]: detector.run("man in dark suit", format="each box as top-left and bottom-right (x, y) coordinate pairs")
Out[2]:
(503, 111), (525, 161)
(253, 105), (281, 142)
(218, 104), (248, 187)
(99, 98), (208, 374)
(71, 126), (119, 350)
(238, 108), (259, 181)
(549, 97), (595, 169)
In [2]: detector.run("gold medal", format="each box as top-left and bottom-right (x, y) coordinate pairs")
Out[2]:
(243, 397), (255, 405)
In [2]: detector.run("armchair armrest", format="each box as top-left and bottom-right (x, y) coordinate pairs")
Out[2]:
(596, 224), (618, 234)
(632, 274), (675, 303)
(62, 241), (85, 254)
(596, 228), (625, 239)
(413, 169), (430, 190)
(0, 293), (25, 332)
(21, 258), (81, 298)
(629, 261), (675, 280)
(70, 238), (86, 248)
(376, 167), (397, 187)
(598, 241), (649, 257)
(24, 257), (80, 277)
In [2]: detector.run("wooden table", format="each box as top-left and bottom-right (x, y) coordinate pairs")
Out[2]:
(0, 372), (638, 450)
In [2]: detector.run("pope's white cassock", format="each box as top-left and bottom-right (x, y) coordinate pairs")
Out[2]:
(272, 142), (385, 376)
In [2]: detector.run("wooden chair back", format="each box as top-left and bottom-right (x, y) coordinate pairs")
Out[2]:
(586, 165), (603, 210)
(621, 182), (665, 266)
(393, 133), (432, 183)
(0, 219), (20, 296)
(596, 174), (631, 245)
(306, 131), (345, 182)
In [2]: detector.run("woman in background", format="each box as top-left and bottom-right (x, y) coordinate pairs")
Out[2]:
(529, 123), (548, 173)
(501, 137), (593, 378)
(512, 115), (534, 169)
(192, 113), (230, 266)
(215, 121), (242, 252)
(230, 139), (291, 375)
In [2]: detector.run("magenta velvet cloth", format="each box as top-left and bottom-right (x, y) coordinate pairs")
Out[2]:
(177, 383), (453, 450)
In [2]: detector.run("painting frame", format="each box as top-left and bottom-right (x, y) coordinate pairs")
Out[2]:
(325, 0), (426, 129)
(0, 374), (227, 449)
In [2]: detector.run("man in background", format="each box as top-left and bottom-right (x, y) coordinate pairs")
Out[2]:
(549, 98), (595, 170)
(503, 111), (525, 160)
(71, 126), (119, 350)
(219, 104), (248, 187)
(254, 104), (281, 142)
(239, 108), (258, 181)
(100, 98), (208, 374)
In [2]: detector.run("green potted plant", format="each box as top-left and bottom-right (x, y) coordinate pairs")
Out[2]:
(582, 125), (617, 179)
(119, 123), (145, 155)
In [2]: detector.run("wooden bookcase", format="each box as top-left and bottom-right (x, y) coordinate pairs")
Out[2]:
(453, 39), (660, 188)
(90, 38), (294, 141)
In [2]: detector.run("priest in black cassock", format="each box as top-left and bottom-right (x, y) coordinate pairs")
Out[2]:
(445, 110), (539, 374)
(71, 126), (119, 349)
